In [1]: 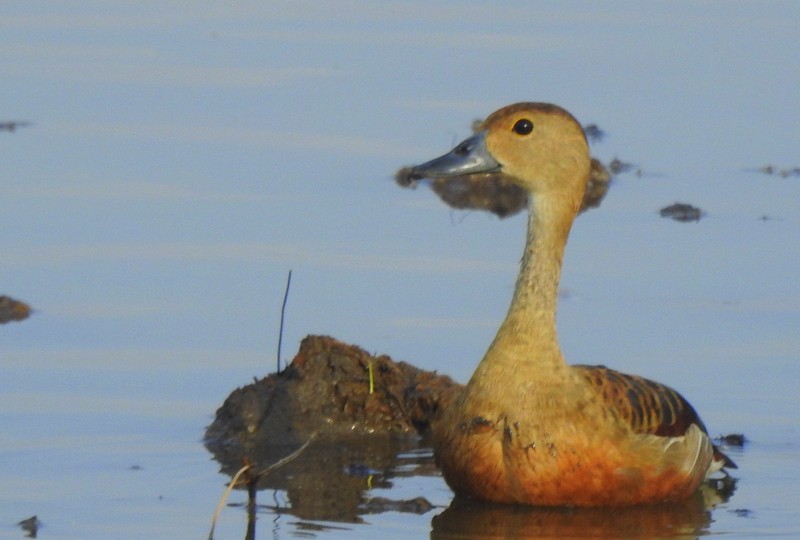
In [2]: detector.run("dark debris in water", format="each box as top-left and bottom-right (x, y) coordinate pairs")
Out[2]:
(717, 433), (747, 447)
(707, 475), (738, 501)
(361, 496), (435, 515)
(0, 120), (32, 133)
(731, 508), (754, 518)
(659, 202), (705, 222)
(17, 515), (40, 538)
(749, 165), (800, 178)
(0, 295), (31, 324)
(583, 123), (605, 143)
(608, 158), (635, 175)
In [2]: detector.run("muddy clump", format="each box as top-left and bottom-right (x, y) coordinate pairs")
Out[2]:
(205, 335), (460, 452)
(17, 515), (40, 538)
(659, 202), (705, 222)
(0, 295), (31, 324)
(204, 335), (460, 522)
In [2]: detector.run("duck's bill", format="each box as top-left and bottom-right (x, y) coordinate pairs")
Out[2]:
(410, 132), (500, 178)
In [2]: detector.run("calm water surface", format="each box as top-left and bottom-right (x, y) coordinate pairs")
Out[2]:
(2, 2), (799, 538)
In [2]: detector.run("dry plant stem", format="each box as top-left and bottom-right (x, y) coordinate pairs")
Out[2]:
(276, 269), (293, 373)
(208, 463), (252, 540)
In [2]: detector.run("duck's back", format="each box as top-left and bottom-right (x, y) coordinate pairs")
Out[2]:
(573, 364), (736, 469)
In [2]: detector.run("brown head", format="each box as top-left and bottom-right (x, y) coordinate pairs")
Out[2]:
(411, 102), (591, 213)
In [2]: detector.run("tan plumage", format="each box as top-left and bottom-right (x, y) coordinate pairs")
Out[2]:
(409, 102), (734, 506)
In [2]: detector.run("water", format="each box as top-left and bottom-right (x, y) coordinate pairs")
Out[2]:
(2, 1), (799, 538)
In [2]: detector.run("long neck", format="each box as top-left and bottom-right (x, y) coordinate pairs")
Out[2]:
(476, 193), (578, 377)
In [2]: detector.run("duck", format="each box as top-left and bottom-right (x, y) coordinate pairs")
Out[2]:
(409, 102), (735, 507)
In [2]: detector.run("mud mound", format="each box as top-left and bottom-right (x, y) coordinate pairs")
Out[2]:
(205, 335), (460, 456)
(0, 295), (31, 324)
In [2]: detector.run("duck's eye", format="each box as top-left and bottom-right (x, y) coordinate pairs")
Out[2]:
(512, 119), (534, 135)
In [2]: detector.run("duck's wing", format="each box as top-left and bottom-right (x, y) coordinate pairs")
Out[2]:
(573, 364), (737, 470)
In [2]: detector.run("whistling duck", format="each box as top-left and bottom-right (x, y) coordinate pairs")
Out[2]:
(409, 103), (735, 506)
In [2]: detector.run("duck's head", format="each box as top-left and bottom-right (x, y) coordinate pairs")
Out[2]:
(411, 103), (590, 205)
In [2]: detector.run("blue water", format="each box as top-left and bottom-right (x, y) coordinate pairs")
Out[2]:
(2, 2), (799, 537)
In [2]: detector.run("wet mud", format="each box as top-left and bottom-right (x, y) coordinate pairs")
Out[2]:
(659, 202), (705, 222)
(206, 335), (459, 449)
(205, 335), (458, 521)
(17, 515), (39, 538)
(0, 295), (31, 324)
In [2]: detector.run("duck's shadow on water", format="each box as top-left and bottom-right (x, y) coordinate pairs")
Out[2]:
(209, 436), (736, 539)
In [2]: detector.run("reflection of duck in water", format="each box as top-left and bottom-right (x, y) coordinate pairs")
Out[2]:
(431, 489), (721, 539)
(409, 103), (735, 506)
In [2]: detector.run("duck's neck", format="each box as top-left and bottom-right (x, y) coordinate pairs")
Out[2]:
(478, 193), (579, 376)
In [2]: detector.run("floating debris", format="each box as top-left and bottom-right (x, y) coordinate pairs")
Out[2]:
(749, 165), (800, 178)
(361, 496), (434, 515)
(0, 120), (32, 133)
(583, 123), (605, 143)
(583, 159), (612, 213)
(717, 433), (747, 447)
(17, 515), (40, 538)
(659, 202), (705, 223)
(608, 157), (636, 175)
(0, 295), (31, 323)
(707, 474), (738, 501)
